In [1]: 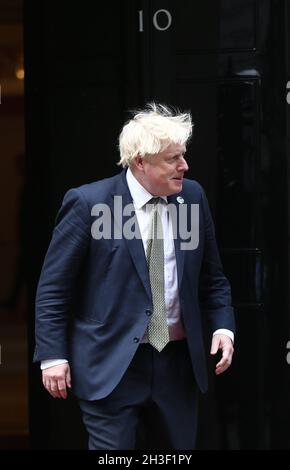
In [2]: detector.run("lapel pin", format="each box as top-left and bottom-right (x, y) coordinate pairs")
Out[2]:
(177, 196), (184, 204)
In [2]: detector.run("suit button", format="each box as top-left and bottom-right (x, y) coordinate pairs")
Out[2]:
(146, 309), (152, 316)
(133, 337), (139, 343)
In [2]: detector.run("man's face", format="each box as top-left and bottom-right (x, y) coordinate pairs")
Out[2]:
(139, 143), (189, 196)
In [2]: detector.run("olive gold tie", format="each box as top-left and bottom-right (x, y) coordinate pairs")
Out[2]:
(146, 198), (170, 352)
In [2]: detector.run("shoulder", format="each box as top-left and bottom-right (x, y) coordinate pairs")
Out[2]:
(182, 178), (206, 200)
(55, 173), (123, 224)
(62, 172), (122, 205)
(181, 179), (212, 218)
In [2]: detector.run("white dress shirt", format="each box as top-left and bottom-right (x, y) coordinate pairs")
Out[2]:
(41, 169), (233, 370)
(126, 168), (186, 343)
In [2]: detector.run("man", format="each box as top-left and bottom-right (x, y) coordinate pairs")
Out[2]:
(34, 103), (235, 450)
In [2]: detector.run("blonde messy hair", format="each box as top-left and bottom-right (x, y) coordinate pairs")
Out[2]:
(118, 103), (193, 168)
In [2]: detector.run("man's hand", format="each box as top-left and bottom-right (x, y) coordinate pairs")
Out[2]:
(42, 363), (71, 399)
(210, 334), (234, 375)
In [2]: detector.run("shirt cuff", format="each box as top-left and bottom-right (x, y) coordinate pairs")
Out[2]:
(213, 329), (234, 343)
(41, 359), (68, 370)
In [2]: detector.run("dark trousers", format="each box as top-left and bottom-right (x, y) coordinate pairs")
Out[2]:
(78, 339), (198, 450)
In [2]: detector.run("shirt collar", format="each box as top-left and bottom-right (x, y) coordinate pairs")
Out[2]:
(126, 168), (167, 209)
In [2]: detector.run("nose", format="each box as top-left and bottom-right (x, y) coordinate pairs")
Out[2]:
(178, 157), (189, 172)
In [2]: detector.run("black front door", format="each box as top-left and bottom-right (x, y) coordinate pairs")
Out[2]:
(25, 0), (290, 449)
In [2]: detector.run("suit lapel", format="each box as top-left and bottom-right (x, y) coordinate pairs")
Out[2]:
(167, 193), (185, 289)
(109, 170), (152, 300)
(109, 171), (187, 295)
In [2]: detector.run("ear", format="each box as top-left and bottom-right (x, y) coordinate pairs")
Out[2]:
(133, 154), (145, 171)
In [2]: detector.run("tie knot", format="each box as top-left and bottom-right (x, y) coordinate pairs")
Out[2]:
(147, 197), (161, 207)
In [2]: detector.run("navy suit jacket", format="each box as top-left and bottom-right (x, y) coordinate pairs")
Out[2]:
(34, 170), (235, 400)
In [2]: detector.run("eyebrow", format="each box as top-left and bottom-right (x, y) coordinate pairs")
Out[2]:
(171, 152), (186, 158)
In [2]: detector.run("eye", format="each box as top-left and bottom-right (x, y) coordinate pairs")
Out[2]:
(166, 154), (186, 163)
(176, 154), (187, 162)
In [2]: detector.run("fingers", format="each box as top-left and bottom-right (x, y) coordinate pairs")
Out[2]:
(210, 335), (234, 375)
(57, 378), (68, 399)
(42, 364), (71, 399)
(42, 377), (67, 399)
(215, 348), (233, 375)
(66, 368), (72, 389)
